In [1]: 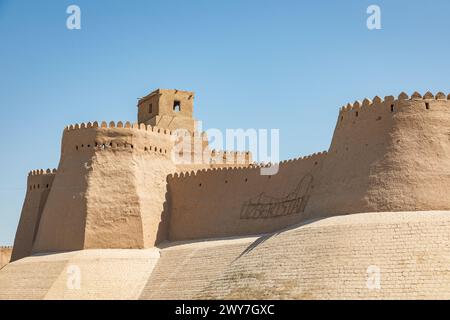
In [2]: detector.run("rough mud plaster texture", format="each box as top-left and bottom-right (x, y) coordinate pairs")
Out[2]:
(308, 96), (450, 217)
(32, 123), (176, 253)
(11, 172), (55, 261)
(168, 94), (450, 241)
(11, 89), (255, 256)
(138, 89), (197, 132)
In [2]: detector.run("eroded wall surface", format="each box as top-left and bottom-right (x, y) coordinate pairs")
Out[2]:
(13, 121), (254, 256)
(167, 92), (450, 241)
(11, 171), (56, 261)
(32, 122), (176, 253)
(308, 93), (450, 217)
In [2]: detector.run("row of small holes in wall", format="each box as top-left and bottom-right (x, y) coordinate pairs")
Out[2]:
(75, 143), (167, 154)
(75, 143), (133, 150)
(342, 102), (431, 121)
(334, 141), (406, 154)
(29, 184), (50, 190)
(198, 178), (249, 187)
(144, 146), (167, 154)
(196, 165), (317, 187)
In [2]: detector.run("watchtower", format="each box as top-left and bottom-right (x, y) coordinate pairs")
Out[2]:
(137, 89), (197, 132)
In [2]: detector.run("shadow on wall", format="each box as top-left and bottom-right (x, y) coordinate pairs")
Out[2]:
(155, 188), (171, 244)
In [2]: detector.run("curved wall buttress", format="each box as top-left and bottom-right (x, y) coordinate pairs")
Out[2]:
(32, 122), (176, 253)
(307, 93), (450, 217)
(168, 92), (450, 242)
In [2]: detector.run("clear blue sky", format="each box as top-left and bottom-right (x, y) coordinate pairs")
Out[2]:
(1, 0), (449, 245)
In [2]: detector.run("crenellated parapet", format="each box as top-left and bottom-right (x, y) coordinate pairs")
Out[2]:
(171, 150), (326, 180)
(329, 91), (450, 155)
(12, 169), (57, 261)
(65, 120), (173, 134)
(61, 121), (175, 159)
(209, 150), (252, 167)
(308, 91), (450, 217)
(62, 121), (255, 169)
(27, 169), (57, 192)
(337, 91), (449, 124)
(28, 169), (57, 176)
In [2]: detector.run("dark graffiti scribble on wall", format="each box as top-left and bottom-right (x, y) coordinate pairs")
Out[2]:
(240, 174), (314, 219)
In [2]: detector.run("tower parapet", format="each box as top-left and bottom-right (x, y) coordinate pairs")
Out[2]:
(137, 89), (197, 132)
(337, 91), (448, 121)
(32, 121), (177, 254)
(309, 91), (450, 218)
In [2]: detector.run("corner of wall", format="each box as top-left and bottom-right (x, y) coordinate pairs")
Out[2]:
(11, 169), (57, 262)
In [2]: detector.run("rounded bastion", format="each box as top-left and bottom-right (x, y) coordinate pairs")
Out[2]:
(305, 91), (450, 219)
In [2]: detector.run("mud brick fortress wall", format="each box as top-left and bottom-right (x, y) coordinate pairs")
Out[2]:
(309, 91), (450, 217)
(167, 152), (326, 241)
(10, 89), (450, 264)
(167, 91), (450, 240)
